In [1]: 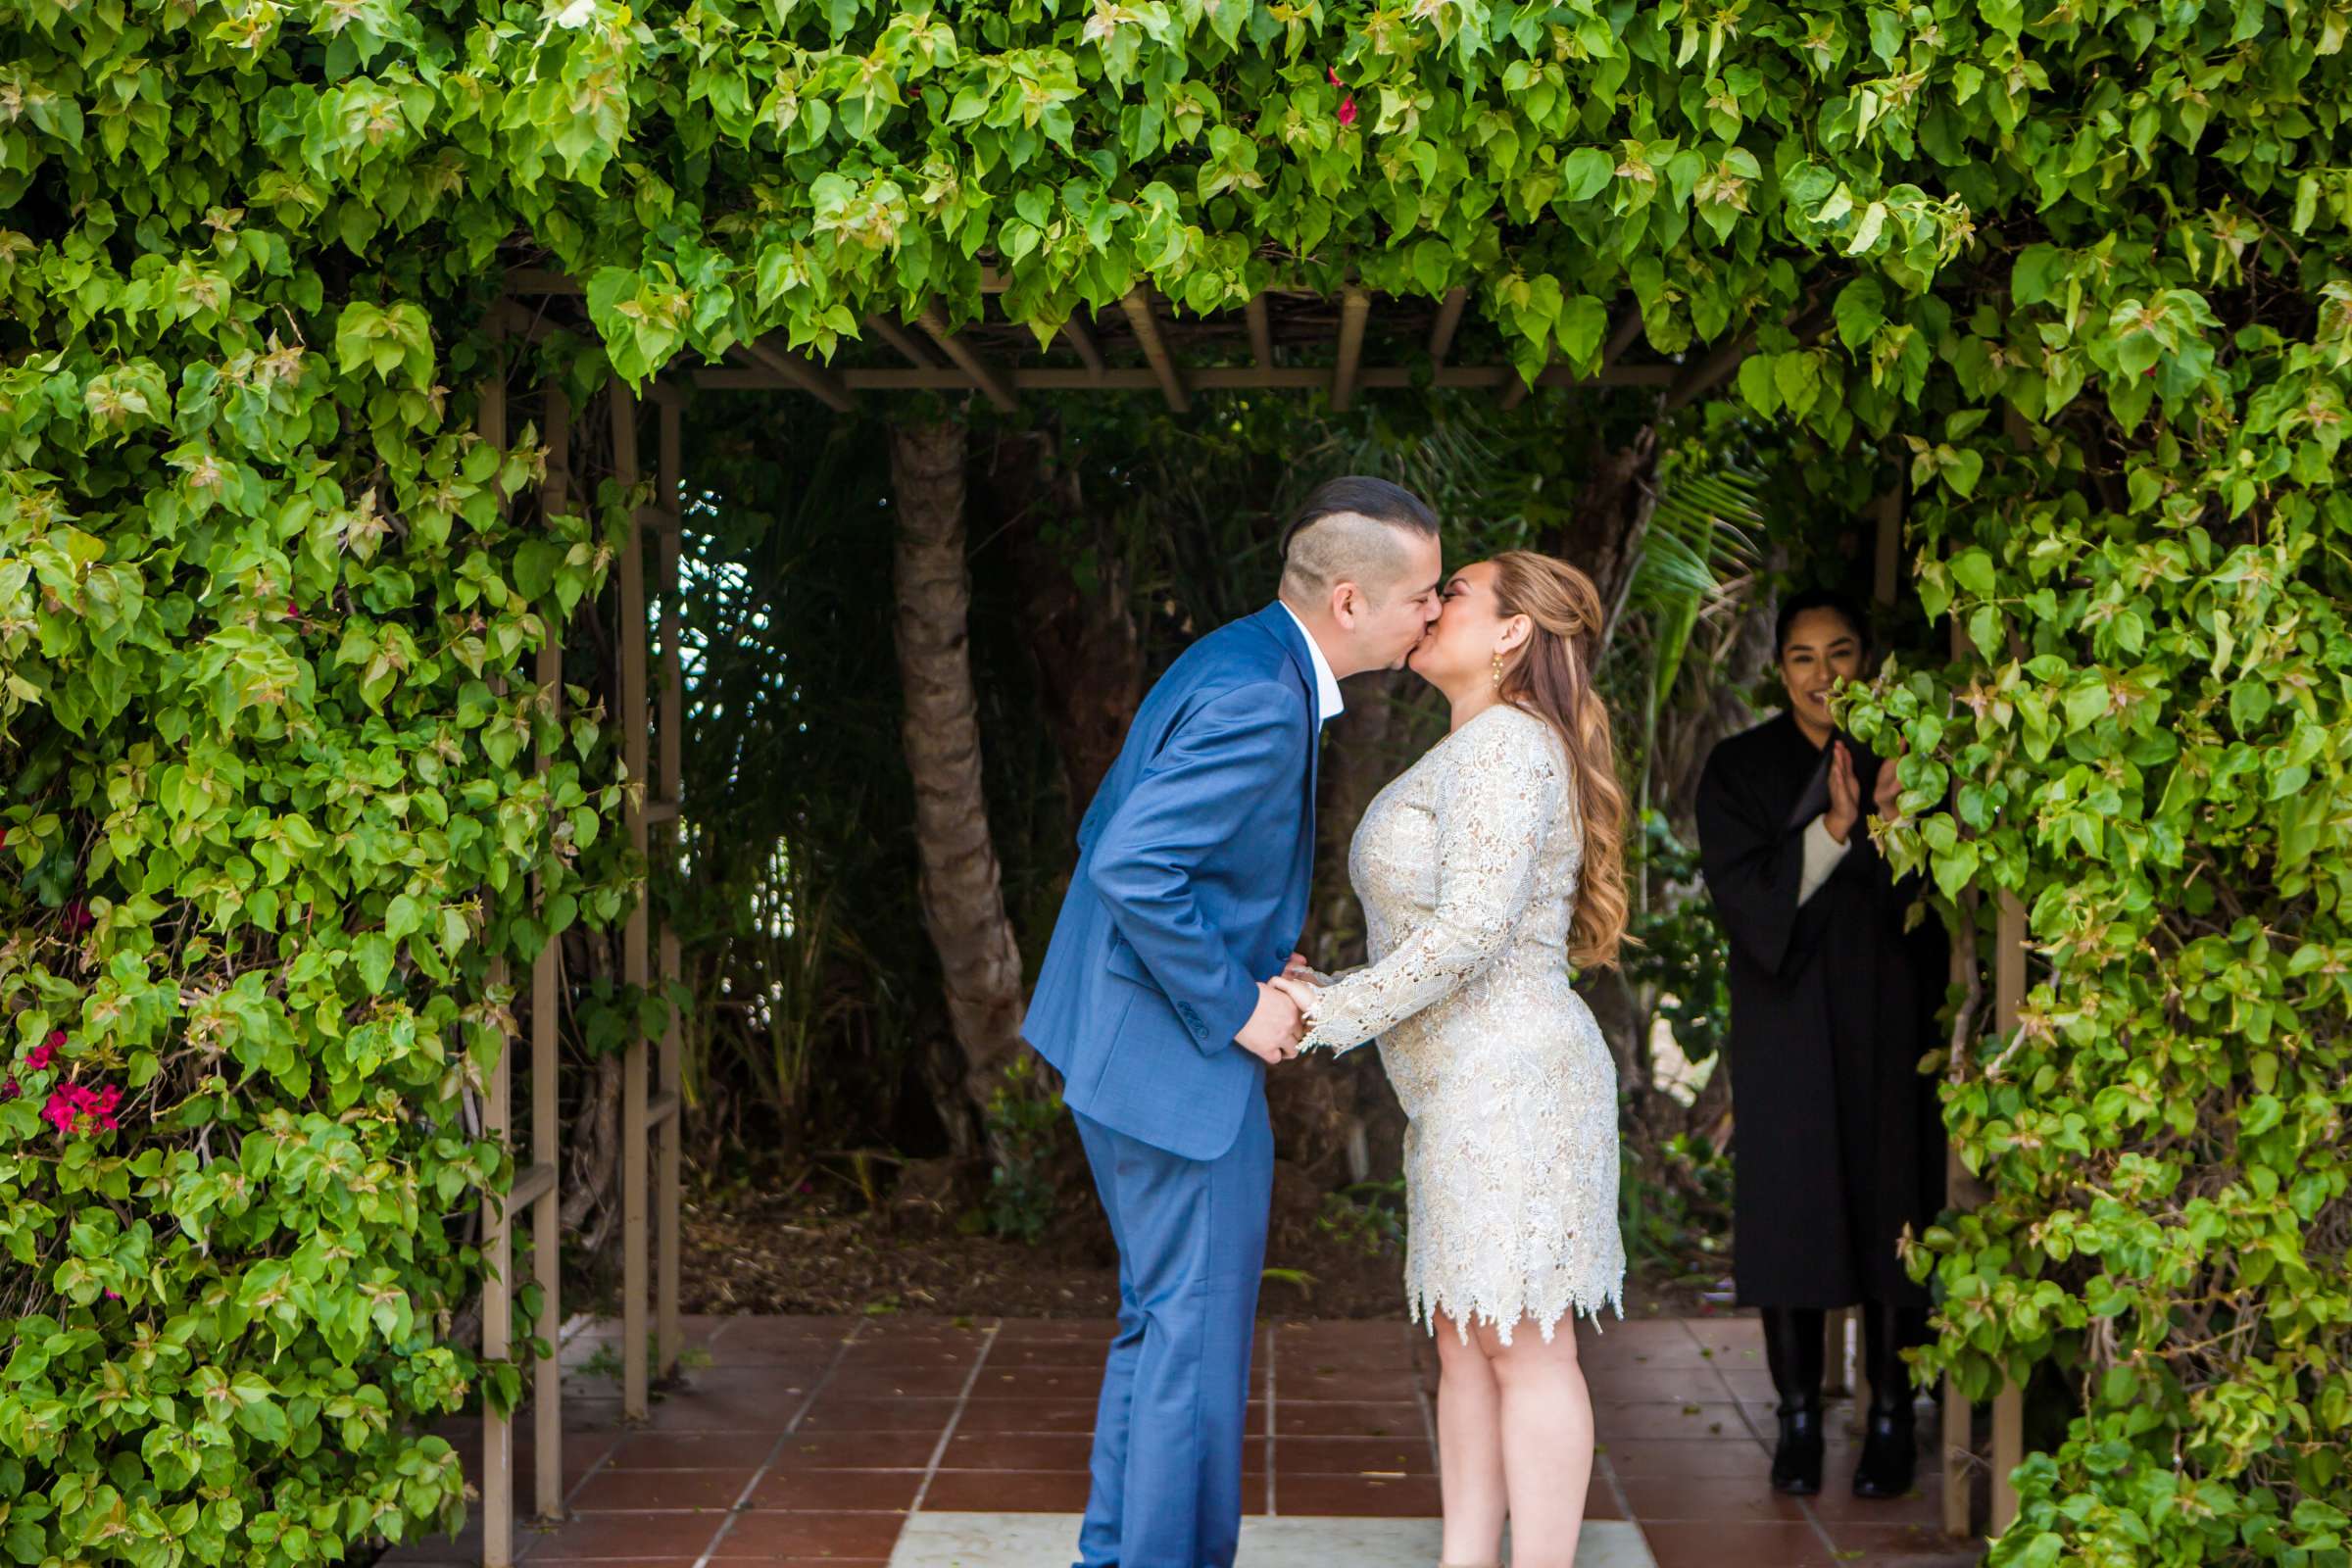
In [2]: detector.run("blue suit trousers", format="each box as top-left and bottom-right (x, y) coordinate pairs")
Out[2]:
(1071, 1099), (1272, 1568)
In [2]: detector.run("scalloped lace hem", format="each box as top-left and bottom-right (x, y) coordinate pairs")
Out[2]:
(1410, 1276), (1627, 1348)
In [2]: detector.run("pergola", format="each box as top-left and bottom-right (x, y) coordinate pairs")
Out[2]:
(465, 269), (2029, 1565)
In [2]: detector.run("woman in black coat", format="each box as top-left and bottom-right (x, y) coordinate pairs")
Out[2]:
(1694, 589), (1946, 1500)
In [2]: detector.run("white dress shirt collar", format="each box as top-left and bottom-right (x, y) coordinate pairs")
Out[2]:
(1280, 603), (1347, 726)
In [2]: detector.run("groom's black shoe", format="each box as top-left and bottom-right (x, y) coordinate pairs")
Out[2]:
(1759, 1305), (1828, 1496)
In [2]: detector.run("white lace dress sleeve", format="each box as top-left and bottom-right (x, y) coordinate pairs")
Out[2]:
(1297, 705), (1625, 1345)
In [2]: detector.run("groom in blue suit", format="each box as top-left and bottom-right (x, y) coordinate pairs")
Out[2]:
(1026, 477), (1446, 1568)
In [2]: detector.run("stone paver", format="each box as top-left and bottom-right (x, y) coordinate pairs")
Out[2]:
(381, 1314), (1983, 1567)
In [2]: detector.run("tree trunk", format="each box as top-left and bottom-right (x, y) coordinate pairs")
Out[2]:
(1551, 425), (1660, 624)
(888, 418), (1029, 1149)
(984, 427), (1144, 814)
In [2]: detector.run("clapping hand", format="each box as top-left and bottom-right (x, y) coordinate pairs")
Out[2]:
(1871, 742), (1906, 823)
(1824, 741), (1861, 845)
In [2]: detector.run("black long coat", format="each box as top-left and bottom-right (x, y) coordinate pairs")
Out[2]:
(1694, 713), (1945, 1309)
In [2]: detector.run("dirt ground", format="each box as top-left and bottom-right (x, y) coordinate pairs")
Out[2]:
(676, 1170), (1724, 1324)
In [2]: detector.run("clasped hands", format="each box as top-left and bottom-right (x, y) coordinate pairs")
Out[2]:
(1235, 954), (1322, 1066)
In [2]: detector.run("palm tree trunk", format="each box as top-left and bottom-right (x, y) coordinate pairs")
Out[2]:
(888, 418), (1027, 1149)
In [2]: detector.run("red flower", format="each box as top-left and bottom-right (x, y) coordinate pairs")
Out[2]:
(41, 1081), (121, 1137)
(1328, 67), (1343, 86)
(286, 600), (302, 618)
(0, 827), (9, 850)
(61, 901), (91, 935)
(1339, 94), (1358, 127)
(1, 1080), (17, 1102)
(24, 1032), (59, 1071)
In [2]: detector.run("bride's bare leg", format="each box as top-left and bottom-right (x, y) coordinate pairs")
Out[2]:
(1489, 1314), (1595, 1568)
(1433, 1311), (1506, 1565)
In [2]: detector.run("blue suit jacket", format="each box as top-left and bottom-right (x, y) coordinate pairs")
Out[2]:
(1025, 605), (1321, 1161)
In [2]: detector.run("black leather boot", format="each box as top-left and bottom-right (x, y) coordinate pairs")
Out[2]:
(1851, 1300), (1925, 1497)
(1759, 1306), (1826, 1495)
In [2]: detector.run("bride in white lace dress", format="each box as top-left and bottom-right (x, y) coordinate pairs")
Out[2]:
(1274, 552), (1629, 1568)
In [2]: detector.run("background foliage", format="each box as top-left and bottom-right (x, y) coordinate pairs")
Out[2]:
(2, 0), (2349, 1563)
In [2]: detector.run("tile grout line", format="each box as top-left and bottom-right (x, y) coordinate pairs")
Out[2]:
(682, 1318), (869, 1568)
(1262, 1325), (1279, 1517)
(1691, 1318), (1843, 1560)
(1589, 1321), (1639, 1542)
(1407, 1317), (1441, 1479)
(905, 1318), (1001, 1516)
(529, 1319), (740, 1543)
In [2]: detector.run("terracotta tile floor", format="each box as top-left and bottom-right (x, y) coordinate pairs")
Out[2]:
(385, 1314), (1984, 1567)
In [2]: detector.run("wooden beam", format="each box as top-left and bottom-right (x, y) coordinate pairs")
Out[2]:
(863, 315), (940, 369)
(1331, 288), (1370, 413)
(738, 336), (855, 413)
(1501, 358), (1542, 410)
(1246, 294), (1274, 370)
(1061, 315), (1106, 381)
(1121, 287), (1190, 413)
(1427, 286), (1468, 368)
(1663, 332), (1752, 413)
(1604, 306), (1646, 367)
(506, 268), (582, 296)
(917, 303), (1019, 413)
(697, 363), (1677, 395)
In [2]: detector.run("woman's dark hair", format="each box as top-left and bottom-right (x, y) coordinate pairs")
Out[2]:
(1774, 587), (1869, 658)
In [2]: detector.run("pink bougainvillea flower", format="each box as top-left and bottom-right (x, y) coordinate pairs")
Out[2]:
(24, 1034), (58, 1071)
(1339, 94), (1358, 127)
(1328, 67), (1343, 86)
(1, 1079), (17, 1102)
(42, 1081), (122, 1137)
(61, 901), (92, 935)
(103, 1289), (121, 1300)
(0, 826), (9, 849)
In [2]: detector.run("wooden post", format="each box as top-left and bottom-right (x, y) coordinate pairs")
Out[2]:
(655, 391), (685, 1380)
(1985, 406), (2032, 1538)
(612, 379), (652, 1420)
(1990, 888), (2028, 1533)
(1871, 485), (1902, 611)
(1840, 477), (1903, 1428)
(532, 387), (571, 1517)
(476, 350), (516, 1568)
(1940, 612), (1974, 1539)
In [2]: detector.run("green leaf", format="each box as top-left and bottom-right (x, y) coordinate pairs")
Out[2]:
(1834, 277), (1886, 350)
(1562, 147), (1614, 201)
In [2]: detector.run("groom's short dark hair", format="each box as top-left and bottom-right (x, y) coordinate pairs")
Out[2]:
(1281, 476), (1439, 562)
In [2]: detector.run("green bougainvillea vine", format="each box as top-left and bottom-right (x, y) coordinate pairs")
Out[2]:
(2, 0), (2349, 1564)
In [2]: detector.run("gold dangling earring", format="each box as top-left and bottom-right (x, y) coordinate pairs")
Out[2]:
(1491, 651), (1505, 688)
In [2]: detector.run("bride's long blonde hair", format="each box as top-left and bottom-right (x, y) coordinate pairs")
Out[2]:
(1489, 551), (1630, 971)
